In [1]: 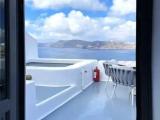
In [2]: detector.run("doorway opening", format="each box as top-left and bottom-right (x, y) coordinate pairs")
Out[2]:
(25, 0), (136, 120)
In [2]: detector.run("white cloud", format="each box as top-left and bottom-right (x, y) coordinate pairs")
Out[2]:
(25, 20), (31, 28)
(25, 10), (136, 43)
(106, 21), (136, 41)
(43, 13), (69, 33)
(26, 0), (107, 11)
(110, 0), (136, 16)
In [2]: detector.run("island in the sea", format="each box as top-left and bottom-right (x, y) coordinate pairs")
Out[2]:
(39, 40), (136, 49)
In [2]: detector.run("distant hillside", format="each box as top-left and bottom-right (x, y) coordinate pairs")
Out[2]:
(39, 40), (136, 49)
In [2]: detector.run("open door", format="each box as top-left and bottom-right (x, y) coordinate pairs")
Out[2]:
(0, 0), (24, 120)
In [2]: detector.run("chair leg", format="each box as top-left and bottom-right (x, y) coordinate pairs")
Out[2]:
(131, 93), (134, 106)
(108, 75), (110, 81)
(129, 87), (132, 100)
(105, 76), (110, 97)
(111, 84), (117, 98)
(131, 87), (136, 106)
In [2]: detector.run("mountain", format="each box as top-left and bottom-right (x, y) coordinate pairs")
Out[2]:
(39, 40), (136, 49)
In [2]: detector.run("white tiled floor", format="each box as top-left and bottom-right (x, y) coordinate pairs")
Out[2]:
(44, 82), (136, 120)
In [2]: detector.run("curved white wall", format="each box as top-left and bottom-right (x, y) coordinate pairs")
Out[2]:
(25, 33), (38, 63)
(25, 59), (97, 120)
(26, 59), (97, 87)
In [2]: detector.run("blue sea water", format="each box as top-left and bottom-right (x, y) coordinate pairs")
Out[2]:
(38, 47), (136, 61)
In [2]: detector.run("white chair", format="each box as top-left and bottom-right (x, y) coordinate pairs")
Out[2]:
(109, 66), (136, 105)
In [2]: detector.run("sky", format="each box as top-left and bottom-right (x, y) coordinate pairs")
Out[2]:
(25, 0), (136, 43)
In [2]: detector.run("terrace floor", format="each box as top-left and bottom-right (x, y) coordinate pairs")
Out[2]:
(43, 81), (136, 120)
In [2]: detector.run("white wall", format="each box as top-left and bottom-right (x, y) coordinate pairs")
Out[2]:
(26, 59), (97, 87)
(25, 59), (97, 120)
(25, 81), (37, 120)
(152, 0), (160, 119)
(25, 33), (38, 63)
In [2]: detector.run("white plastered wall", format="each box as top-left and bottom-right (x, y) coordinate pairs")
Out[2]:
(25, 33), (38, 63)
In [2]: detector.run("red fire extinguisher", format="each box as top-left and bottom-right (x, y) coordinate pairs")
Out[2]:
(93, 67), (100, 82)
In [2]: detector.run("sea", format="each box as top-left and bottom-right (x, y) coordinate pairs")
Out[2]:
(38, 47), (136, 61)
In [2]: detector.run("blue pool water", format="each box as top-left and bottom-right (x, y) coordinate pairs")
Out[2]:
(38, 47), (136, 61)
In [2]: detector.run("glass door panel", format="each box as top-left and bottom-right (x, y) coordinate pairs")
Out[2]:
(0, 0), (8, 101)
